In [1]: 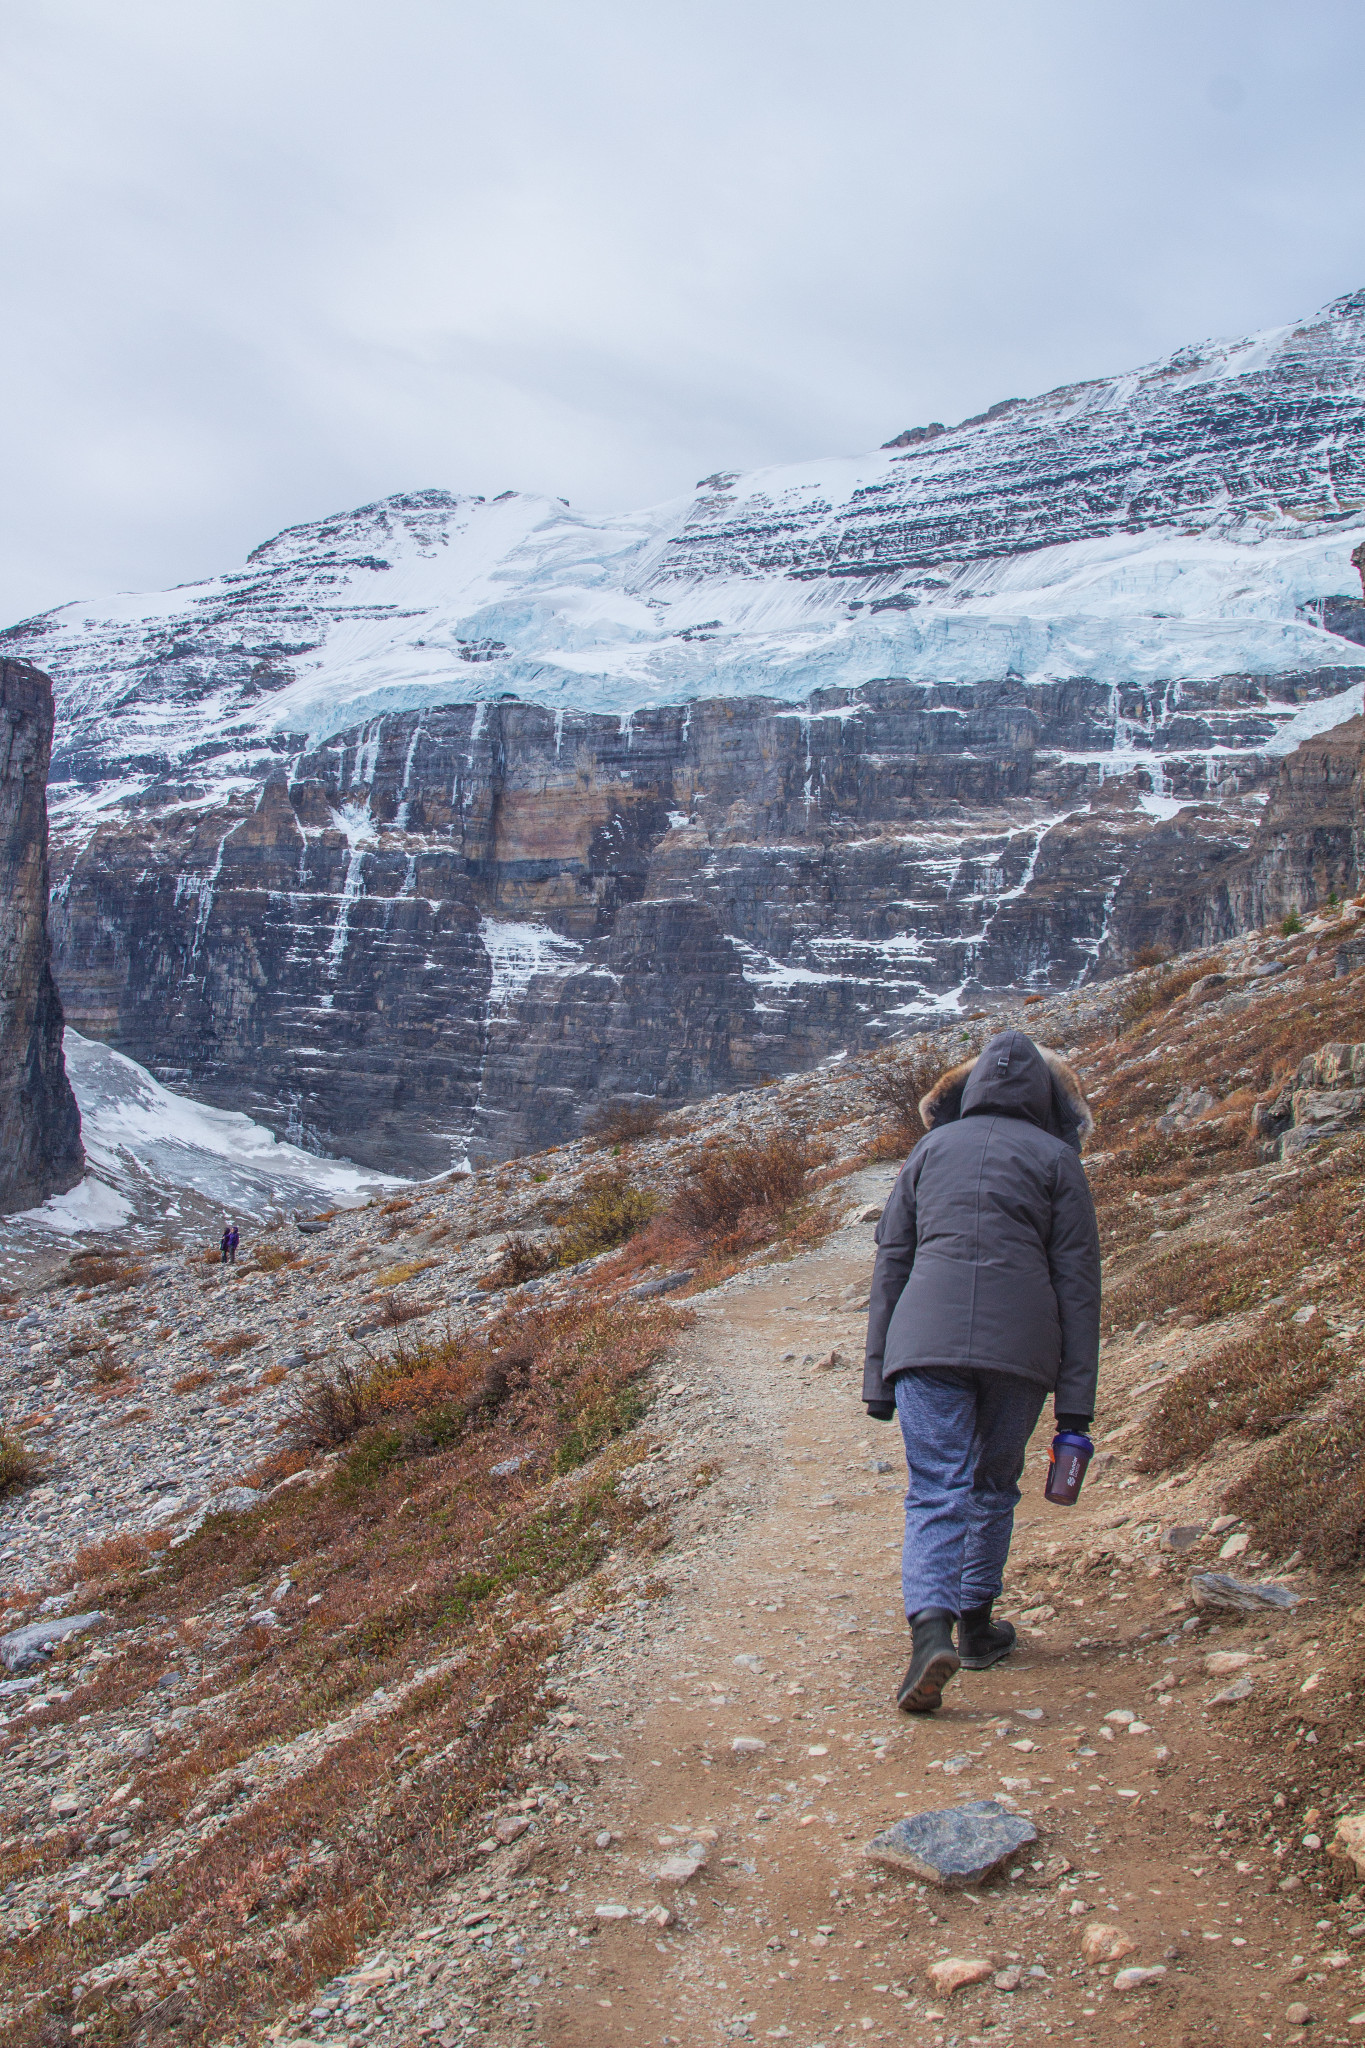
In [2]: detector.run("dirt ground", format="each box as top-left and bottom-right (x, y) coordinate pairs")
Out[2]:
(452, 1165), (1365, 2048)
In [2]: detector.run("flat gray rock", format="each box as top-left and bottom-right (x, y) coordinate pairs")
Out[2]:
(627, 1269), (695, 1300)
(866, 1798), (1037, 1888)
(1191, 1571), (1300, 1612)
(0, 1610), (105, 1674)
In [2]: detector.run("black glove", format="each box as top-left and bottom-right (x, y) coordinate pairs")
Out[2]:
(1055, 1412), (1093, 1434)
(865, 1400), (896, 1422)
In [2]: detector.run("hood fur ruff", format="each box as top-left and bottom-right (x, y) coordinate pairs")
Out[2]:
(919, 1042), (1095, 1153)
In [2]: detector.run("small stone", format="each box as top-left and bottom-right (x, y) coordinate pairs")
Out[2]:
(594, 1904), (630, 1920)
(1163, 1525), (1205, 1552)
(1218, 1531), (1251, 1560)
(860, 1205), (884, 1223)
(1204, 1650), (1251, 1675)
(1082, 1923), (1138, 1965)
(993, 1965), (1023, 1991)
(1209, 1673), (1255, 1704)
(656, 1849), (707, 1885)
(927, 1956), (994, 1997)
(1286, 2002), (1313, 2026)
(50, 1792), (80, 1819)
(1125, 1721), (1152, 1736)
(1113, 1965), (1167, 1992)
(731, 1736), (766, 1752)
(1103, 1709), (1136, 1725)
(644, 1904), (673, 1928)
(594, 1830), (612, 1850)
(494, 1815), (531, 1844)
(867, 1799), (1037, 1889)
(813, 1350), (844, 1371)
(1303, 1833), (1322, 1851)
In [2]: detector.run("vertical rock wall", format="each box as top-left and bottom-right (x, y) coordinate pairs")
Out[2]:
(0, 661), (83, 1213)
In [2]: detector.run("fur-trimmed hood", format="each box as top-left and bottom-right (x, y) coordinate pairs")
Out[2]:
(918, 1031), (1095, 1154)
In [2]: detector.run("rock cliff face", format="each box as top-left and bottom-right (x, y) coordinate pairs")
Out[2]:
(46, 673), (1364, 1168)
(0, 662), (82, 1212)
(15, 288), (1365, 1167)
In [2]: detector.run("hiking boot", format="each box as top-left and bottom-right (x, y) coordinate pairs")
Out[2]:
(896, 1608), (960, 1713)
(958, 1599), (1016, 1670)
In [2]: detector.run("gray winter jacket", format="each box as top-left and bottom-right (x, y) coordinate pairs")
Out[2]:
(863, 1031), (1101, 1417)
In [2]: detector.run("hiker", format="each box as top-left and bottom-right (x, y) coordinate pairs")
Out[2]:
(863, 1029), (1100, 1713)
(220, 1225), (231, 1266)
(228, 1225), (239, 1264)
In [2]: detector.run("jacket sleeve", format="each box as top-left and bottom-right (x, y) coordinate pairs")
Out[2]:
(1047, 1147), (1102, 1418)
(863, 1158), (919, 1405)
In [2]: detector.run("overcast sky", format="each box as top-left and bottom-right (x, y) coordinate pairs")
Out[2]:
(4, 0), (1365, 624)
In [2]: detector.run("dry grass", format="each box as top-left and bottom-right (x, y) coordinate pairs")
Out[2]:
(173, 1369), (216, 1395)
(205, 1332), (262, 1360)
(253, 1244), (301, 1274)
(287, 1293), (682, 1482)
(0, 1286), (686, 2043)
(371, 1259), (437, 1290)
(1118, 955), (1224, 1032)
(1226, 1380), (1365, 1567)
(0, 1429), (44, 1497)
(1136, 1319), (1339, 1470)
(485, 1172), (658, 1289)
(379, 1197), (413, 1216)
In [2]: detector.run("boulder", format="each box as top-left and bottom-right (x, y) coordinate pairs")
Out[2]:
(0, 1610), (105, 1674)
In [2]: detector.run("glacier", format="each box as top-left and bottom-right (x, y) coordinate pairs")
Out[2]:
(6, 285), (1365, 808)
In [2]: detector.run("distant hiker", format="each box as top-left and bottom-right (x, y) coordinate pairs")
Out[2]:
(220, 1226), (231, 1265)
(228, 1225), (239, 1264)
(863, 1030), (1100, 1713)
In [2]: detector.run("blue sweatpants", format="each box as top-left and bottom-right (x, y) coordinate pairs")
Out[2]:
(894, 1366), (1047, 1617)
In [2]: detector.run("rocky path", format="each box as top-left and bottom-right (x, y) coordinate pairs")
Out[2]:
(258, 1165), (1365, 2048)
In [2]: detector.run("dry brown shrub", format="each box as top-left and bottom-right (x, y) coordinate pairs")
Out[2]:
(670, 1127), (824, 1245)
(1136, 1319), (1339, 1471)
(1131, 943), (1172, 970)
(0, 1429), (43, 1496)
(206, 1331), (263, 1359)
(380, 1197), (413, 1215)
(865, 1049), (945, 1158)
(174, 1369), (215, 1394)
(1226, 1382), (1365, 1566)
(89, 1352), (130, 1387)
(73, 1532), (155, 1580)
(585, 1099), (664, 1148)
(485, 1232), (555, 1290)
(59, 1248), (146, 1292)
(253, 1244), (300, 1274)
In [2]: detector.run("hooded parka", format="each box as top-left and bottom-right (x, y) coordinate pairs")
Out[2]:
(863, 1031), (1101, 1417)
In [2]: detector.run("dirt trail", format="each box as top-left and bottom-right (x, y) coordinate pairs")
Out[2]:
(438, 1166), (1362, 2048)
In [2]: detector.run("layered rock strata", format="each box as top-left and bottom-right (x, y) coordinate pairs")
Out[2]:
(0, 662), (82, 1212)
(48, 674), (1364, 1168)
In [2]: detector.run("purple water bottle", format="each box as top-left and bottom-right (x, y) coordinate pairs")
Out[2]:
(1045, 1430), (1093, 1506)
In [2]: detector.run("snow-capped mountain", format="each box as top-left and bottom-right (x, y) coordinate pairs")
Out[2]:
(6, 288), (1365, 800)
(7, 288), (1365, 1169)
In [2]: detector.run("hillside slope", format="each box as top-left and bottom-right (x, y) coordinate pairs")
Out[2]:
(3, 905), (1365, 2043)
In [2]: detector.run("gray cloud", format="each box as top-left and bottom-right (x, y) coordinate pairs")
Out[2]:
(3, 0), (1365, 621)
